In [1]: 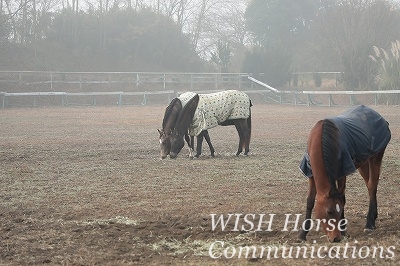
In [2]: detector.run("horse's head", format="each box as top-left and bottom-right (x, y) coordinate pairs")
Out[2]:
(314, 189), (345, 242)
(169, 130), (185, 159)
(158, 129), (171, 159)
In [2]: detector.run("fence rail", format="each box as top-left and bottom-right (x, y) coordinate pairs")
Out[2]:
(0, 71), (252, 92)
(2, 89), (400, 108)
(1, 75), (400, 108)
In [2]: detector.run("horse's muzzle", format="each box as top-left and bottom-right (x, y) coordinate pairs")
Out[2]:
(169, 153), (178, 159)
(328, 235), (342, 243)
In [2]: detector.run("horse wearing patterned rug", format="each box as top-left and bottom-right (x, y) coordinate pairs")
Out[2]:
(169, 90), (252, 159)
(298, 105), (391, 242)
(158, 93), (215, 159)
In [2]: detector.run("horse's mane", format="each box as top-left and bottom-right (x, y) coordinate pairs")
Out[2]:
(162, 98), (182, 130)
(321, 119), (340, 196)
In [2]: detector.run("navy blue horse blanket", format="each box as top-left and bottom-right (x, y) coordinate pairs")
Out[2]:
(299, 105), (391, 179)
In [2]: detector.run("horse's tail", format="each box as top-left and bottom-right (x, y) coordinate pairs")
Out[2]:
(321, 119), (340, 192)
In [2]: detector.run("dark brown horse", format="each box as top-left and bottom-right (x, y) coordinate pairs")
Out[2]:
(169, 90), (252, 159)
(158, 97), (215, 159)
(299, 105), (391, 242)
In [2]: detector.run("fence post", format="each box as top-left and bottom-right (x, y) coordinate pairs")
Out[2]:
(118, 93), (122, 106)
(1, 93), (5, 108)
(108, 73), (111, 90)
(50, 72), (53, 91)
(143, 93), (147, 105)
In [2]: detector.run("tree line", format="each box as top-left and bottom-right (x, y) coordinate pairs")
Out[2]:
(1, 0), (400, 90)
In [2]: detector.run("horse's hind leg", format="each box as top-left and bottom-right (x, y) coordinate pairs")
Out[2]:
(234, 121), (245, 156)
(243, 118), (251, 155)
(203, 130), (215, 157)
(358, 149), (385, 231)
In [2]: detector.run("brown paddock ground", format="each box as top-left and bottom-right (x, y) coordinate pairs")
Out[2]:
(0, 104), (399, 265)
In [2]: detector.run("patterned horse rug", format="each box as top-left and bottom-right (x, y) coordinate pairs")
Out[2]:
(183, 90), (251, 136)
(299, 105), (391, 179)
(178, 92), (198, 108)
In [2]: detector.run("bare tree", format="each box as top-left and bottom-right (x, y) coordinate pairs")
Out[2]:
(314, 0), (400, 89)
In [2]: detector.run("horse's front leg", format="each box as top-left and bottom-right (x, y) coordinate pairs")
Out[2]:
(184, 133), (194, 158)
(203, 130), (215, 157)
(337, 176), (347, 236)
(299, 177), (316, 241)
(195, 132), (205, 158)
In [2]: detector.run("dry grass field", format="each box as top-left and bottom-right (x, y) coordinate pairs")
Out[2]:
(1, 103), (400, 265)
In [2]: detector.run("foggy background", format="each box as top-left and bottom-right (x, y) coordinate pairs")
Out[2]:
(1, 0), (400, 90)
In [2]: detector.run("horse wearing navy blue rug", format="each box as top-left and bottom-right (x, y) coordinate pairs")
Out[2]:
(169, 90), (252, 159)
(299, 105), (391, 242)
(158, 93), (215, 159)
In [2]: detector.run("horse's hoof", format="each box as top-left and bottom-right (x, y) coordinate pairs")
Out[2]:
(298, 232), (307, 242)
(364, 228), (374, 232)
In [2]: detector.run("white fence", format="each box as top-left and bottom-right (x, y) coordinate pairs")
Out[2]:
(0, 90), (178, 108)
(2, 88), (400, 108)
(0, 71), (252, 92)
(1, 74), (400, 108)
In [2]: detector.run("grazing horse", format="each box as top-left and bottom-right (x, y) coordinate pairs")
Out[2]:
(169, 90), (252, 159)
(158, 93), (215, 159)
(298, 105), (391, 242)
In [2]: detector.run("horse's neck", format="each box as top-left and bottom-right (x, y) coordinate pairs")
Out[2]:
(175, 110), (194, 136)
(163, 100), (182, 132)
(310, 120), (339, 195)
(175, 97), (199, 136)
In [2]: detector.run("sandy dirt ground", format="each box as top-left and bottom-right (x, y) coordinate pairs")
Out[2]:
(1, 103), (400, 265)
